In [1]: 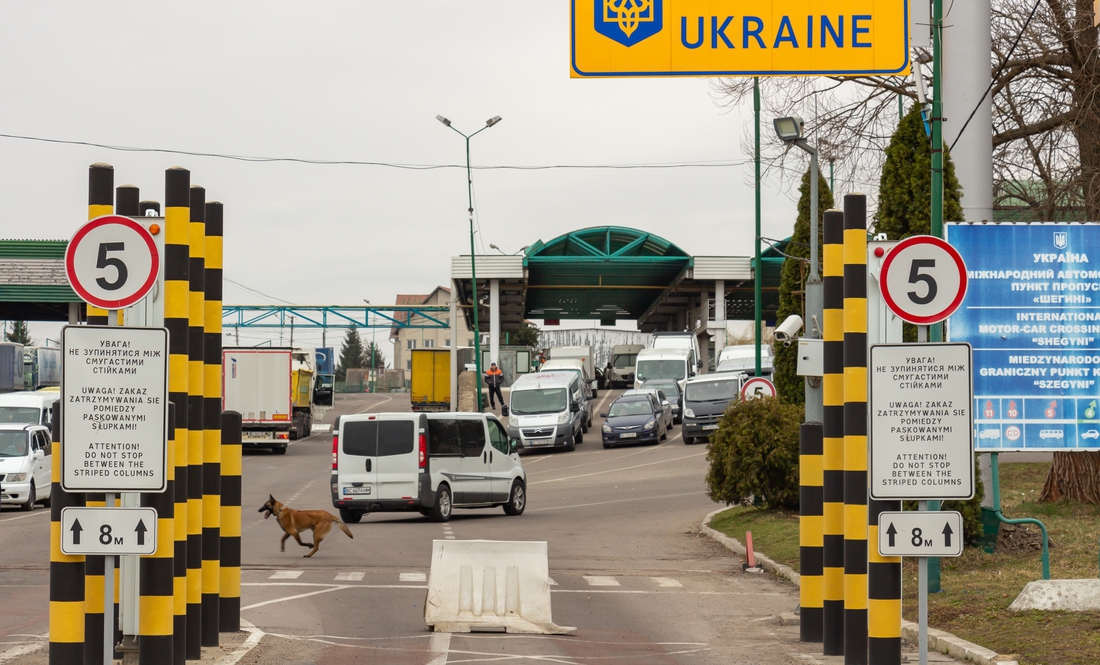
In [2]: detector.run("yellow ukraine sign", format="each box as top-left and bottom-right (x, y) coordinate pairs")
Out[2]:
(571, 0), (910, 77)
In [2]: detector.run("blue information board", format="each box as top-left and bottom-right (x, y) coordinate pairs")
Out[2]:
(947, 223), (1100, 451)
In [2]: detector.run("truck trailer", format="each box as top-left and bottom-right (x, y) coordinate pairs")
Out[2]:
(410, 348), (450, 411)
(222, 347), (316, 454)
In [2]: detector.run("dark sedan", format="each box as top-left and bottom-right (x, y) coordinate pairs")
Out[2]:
(600, 394), (667, 448)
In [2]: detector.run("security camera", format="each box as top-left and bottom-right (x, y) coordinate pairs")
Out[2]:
(774, 314), (804, 345)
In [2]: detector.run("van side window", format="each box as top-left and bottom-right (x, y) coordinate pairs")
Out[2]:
(342, 421), (378, 457)
(487, 420), (509, 454)
(377, 420), (414, 456)
(428, 420), (462, 456)
(458, 420), (486, 457)
(38, 431), (51, 454)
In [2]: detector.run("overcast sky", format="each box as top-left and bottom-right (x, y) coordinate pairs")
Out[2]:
(3, 2), (798, 358)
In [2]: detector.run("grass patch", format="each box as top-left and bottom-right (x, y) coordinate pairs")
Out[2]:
(707, 462), (1100, 664)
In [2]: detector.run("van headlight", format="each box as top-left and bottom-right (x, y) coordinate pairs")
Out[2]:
(683, 408), (695, 419)
(557, 411), (570, 424)
(4, 472), (27, 482)
(644, 419), (656, 430)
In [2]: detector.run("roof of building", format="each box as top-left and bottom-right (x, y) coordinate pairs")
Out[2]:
(389, 293), (431, 339)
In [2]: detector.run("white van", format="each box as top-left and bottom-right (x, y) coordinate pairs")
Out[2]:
(651, 332), (701, 372)
(331, 411), (525, 523)
(634, 347), (695, 391)
(608, 344), (645, 388)
(0, 390), (60, 428)
(507, 371), (586, 452)
(716, 344), (774, 378)
(0, 424), (52, 510)
(538, 359), (592, 431)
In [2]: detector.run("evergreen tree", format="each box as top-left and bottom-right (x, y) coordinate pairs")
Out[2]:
(5, 321), (32, 346)
(513, 323), (540, 348)
(774, 168), (834, 406)
(362, 341), (386, 370)
(336, 327), (365, 381)
(875, 104), (963, 239)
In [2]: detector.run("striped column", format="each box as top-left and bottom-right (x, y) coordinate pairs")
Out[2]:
(822, 209), (845, 656)
(84, 163), (113, 665)
(868, 498), (902, 662)
(843, 194), (869, 665)
(219, 411), (243, 632)
(164, 166), (191, 665)
(202, 200), (222, 645)
(49, 401), (85, 665)
(139, 404), (175, 663)
(186, 184), (206, 659)
(799, 422), (824, 642)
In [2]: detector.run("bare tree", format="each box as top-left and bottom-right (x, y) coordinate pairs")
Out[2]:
(713, 0), (1097, 221)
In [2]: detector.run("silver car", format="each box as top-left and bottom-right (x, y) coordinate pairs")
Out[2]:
(621, 388), (674, 430)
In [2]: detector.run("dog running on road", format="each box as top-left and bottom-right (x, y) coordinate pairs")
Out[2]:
(258, 495), (353, 558)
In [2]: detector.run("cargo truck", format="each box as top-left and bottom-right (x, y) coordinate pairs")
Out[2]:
(222, 347), (316, 454)
(547, 345), (599, 397)
(313, 346), (335, 407)
(0, 343), (24, 393)
(23, 347), (61, 390)
(410, 348), (450, 411)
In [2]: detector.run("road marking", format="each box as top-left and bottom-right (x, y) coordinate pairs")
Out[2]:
(442, 524), (455, 540)
(0, 633), (47, 662)
(268, 570), (303, 580)
(310, 424), (332, 433)
(215, 619), (264, 665)
(335, 572), (364, 581)
(0, 510), (50, 524)
(427, 632), (451, 665)
(527, 491), (705, 513)
(241, 585), (351, 611)
(356, 395), (394, 413)
(583, 575), (620, 587)
(547, 577), (557, 586)
(651, 577), (683, 588)
(528, 452), (706, 486)
(400, 572), (427, 582)
(242, 583), (427, 589)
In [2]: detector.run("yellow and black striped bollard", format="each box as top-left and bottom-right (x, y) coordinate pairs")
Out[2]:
(822, 208), (845, 656)
(800, 420), (824, 642)
(49, 401), (85, 665)
(139, 404), (176, 662)
(202, 200), (222, 644)
(219, 411), (243, 631)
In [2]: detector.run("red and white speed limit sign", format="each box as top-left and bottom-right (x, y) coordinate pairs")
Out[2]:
(879, 235), (968, 325)
(741, 377), (777, 401)
(66, 215), (159, 310)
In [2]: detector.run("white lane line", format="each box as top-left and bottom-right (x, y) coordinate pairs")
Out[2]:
(0, 633), (47, 662)
(651, 577), (683, 588)
(215, 619), (264, 665)
(335, 572), (364, 581)
(241, 585), (350, 611)
(547, 577), (558, 586)
(551, 589), (782, 595)
(527, 491), (705, 513)
(286, 478), (316, 504)
(583, 575), (620, 587)
(399, 572), (427, 582)
(0, 510), (50, 523)
(356, 395), (394, 413)
(268, 570), (303, 580)
(528, 452), (706, 486)
(242, 583), (427, 589)
(427, 632), (451, 665)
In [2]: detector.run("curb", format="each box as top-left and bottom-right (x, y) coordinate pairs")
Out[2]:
(701, 508), (1020, 665)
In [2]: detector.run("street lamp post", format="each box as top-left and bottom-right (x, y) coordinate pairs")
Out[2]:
(774, 116), (821, 422)
(363, 299), (376, 393)
(437, 114), (502, 412)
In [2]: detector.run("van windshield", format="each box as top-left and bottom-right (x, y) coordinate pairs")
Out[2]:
(612, 354), (637, 368)
(636, 360), (685, 382)
(511, 388), (567, 415)
(0, 432), (28, 457)
(0, 407), (41, 424)
(685, 380), (740, 402)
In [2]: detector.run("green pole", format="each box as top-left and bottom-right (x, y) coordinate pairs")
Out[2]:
(754, 76), (762, 377)
(927, 0), (945, 592)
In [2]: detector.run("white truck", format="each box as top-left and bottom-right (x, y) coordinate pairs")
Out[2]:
(547, 345), (599, 397)
(608, 344), (645, 388)
(715, 344), (774, 378)
(222, 347), (316, 454)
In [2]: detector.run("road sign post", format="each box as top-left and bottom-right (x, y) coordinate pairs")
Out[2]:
(877, 511), (964, 558)
(879, 235), (968, 326)
(60, 507), (158, 556)
(740, 376), (777, 401)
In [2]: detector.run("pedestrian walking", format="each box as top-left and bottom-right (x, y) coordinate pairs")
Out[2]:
(484, 362), (505, 411)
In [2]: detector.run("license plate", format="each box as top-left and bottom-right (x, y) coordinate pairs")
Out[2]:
(702, 425), (719, 431)
(342, 487), (371, 495)
(526, 438), (552, 446)
(620, 432), (637, 438)
(246, 431), (274, 439)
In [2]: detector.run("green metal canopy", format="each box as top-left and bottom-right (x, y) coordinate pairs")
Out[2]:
(523, 227), (692, 321)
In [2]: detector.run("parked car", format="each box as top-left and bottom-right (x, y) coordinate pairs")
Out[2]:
(508, 371), (586, 452)
(641, 379), (683, 424)
(600, 393), (667, 448)
(331, 411), (525, 523)
(0, 390), (60, 428)
(621, 388), (673, 431)
(681, 374), (742, 444)
(0, 424), (52, 510)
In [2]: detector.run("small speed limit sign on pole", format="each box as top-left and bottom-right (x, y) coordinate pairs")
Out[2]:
(879, 235), (968, 324)
(66, 215), (160, 310)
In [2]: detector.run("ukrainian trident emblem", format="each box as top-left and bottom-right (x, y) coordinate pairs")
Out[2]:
(595, 0), (663, 47)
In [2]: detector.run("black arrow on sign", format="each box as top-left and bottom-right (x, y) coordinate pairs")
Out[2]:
(135, 520), (147, 546)
(942, 522), (954, 548)
(886, 522), (897, 547)
(70, 519), (83, 545)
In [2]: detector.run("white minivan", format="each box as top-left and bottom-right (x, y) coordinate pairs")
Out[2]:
(634, 347), (695, 391)
(330, 411), (525, 523)
(537, 359), (592, 431)
(0, 424), (52, 510)
(507, 371), (586, 452)
(0, 390), (60, 428)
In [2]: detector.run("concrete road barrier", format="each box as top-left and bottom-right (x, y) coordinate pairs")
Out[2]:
(424, 540), (576, 635)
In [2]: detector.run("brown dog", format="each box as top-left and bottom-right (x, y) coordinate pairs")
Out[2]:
(258, 495), (353, 558)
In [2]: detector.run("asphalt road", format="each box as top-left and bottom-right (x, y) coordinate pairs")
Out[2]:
(0, 390), (859, 664)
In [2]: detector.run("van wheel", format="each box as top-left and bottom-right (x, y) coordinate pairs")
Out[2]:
(582, 419), (588, 434)
(40, 489), (51, 508)
(503, 481), (526, 516)
(272, 444), (288, 455)
(21, 487), (34, 511)
(575, 428), (584, 445)
(684, 436), (694, 445)
(339, 508), (363, 523)
(660, 427), (667, 441)
(431, 486), (452, 522)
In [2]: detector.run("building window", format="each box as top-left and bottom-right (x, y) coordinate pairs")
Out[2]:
(444, 339), (450, 347)
(423, 339), (434, 348)
(467, 338), (474, 346)
(406, 359), (413, 370)
(407, 339), (416, 350)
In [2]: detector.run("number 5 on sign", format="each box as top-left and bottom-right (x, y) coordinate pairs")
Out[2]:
(65, 215), (160, 310)
(879, 235), (968, 325)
